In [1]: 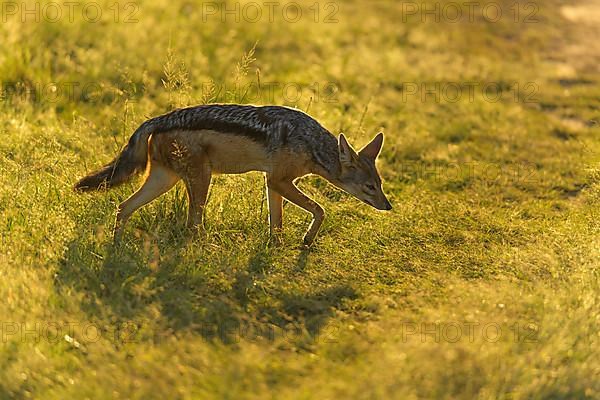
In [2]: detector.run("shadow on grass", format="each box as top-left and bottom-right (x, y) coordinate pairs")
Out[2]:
(55, 225), (357, 345)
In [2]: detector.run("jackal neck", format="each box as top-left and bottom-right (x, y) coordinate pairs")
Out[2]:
(311, 145), (343, 184)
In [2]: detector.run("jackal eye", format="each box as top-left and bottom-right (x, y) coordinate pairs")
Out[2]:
(365, 183), (377, 192)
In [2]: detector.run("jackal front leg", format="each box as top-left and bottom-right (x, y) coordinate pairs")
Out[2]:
(266, 181), (283, 244)
(268, 179), (324, 247)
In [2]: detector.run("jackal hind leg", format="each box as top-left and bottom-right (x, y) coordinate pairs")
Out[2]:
(265, 177), (284, 244)
(114, 163), (180, 242)
(183, 160), (212, 232)
(267, 178), (324, 247)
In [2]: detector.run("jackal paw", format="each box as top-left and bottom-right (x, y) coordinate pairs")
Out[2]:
(187, 224), (206, 237)
(268, 233), (283, 247)
(112, 230), (123, 246)
(300, 237), (315, 249)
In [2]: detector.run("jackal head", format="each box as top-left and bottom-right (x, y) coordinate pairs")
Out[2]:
(335, 132), (392, 211)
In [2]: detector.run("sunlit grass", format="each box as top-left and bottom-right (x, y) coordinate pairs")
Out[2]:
(1, 0), (599, 398)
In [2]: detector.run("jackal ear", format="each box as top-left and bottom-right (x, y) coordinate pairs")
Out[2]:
(338, 133), (357, 166)
(359, 132), (384, 160)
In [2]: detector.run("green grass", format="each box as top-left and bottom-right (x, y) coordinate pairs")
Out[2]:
(1, 0), (600, 398)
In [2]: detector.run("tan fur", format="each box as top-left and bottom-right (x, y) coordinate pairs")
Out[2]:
(105, 128), (391, 247)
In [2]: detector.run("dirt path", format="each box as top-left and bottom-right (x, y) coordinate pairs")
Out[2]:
(560, 1), (600, 73)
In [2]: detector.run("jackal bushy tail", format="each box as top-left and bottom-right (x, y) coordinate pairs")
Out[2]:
(73, 127), (152, 192)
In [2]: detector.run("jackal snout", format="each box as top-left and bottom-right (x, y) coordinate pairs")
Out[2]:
(336, 132), (392, 211)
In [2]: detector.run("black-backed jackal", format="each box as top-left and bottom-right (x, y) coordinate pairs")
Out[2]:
(74, 104), (392, 246)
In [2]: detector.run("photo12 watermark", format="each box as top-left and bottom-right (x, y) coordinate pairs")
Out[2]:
(399, 81), (539, 104)
(0, 80), (140, 104)
(0, 1), (140, 23)
(400, 2), (539, 23)
(199, 1), (339, 23)
(400, 321), (540, 343)
(398, 161), (544, 186)
(200, 80), (340, 104)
